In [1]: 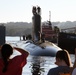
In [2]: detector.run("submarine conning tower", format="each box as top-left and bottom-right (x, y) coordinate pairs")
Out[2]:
(32, 6), (42, 42)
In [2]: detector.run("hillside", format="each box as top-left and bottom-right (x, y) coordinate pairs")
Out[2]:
(0, 21), (76, 36)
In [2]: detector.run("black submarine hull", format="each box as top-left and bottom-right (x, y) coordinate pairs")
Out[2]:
(17, 40), (62, 57)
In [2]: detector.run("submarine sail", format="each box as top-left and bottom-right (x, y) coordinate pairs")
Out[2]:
(32, 6), (41, 42)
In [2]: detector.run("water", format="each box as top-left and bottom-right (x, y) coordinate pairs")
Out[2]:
(22, 55), (75, 75)
(22, 56), (57, 75)
(6, 36), (75, 75)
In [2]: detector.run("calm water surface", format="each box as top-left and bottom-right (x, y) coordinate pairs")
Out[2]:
(23, 55), (57, 75)
(22, 55), (74, 75)
(6, 36), (75, 75)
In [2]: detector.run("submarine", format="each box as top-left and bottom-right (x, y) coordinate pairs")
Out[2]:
(17, 6), (62, 57)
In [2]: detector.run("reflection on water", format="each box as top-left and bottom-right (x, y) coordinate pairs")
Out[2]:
(23, 55), (57, 75)
(23, 54), (74, 75)
(31, 57), (44, 75)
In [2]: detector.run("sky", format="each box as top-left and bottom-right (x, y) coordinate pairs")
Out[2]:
(0, 0), (76, 23)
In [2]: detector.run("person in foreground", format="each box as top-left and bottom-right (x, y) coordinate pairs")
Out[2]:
(47, 50), (72, 75)
(72, 48), (76, 75)
(0, 44), (29, 75)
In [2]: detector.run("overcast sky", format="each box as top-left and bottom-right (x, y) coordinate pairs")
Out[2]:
(0, 0), (76, 23)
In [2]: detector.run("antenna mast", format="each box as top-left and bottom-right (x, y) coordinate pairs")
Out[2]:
(49, 11), (51, 21)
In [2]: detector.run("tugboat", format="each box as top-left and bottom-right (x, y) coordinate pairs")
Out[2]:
(42, 21), (57, 43)
(42, 11), (59, 43)
(17, 6), (62, 57)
